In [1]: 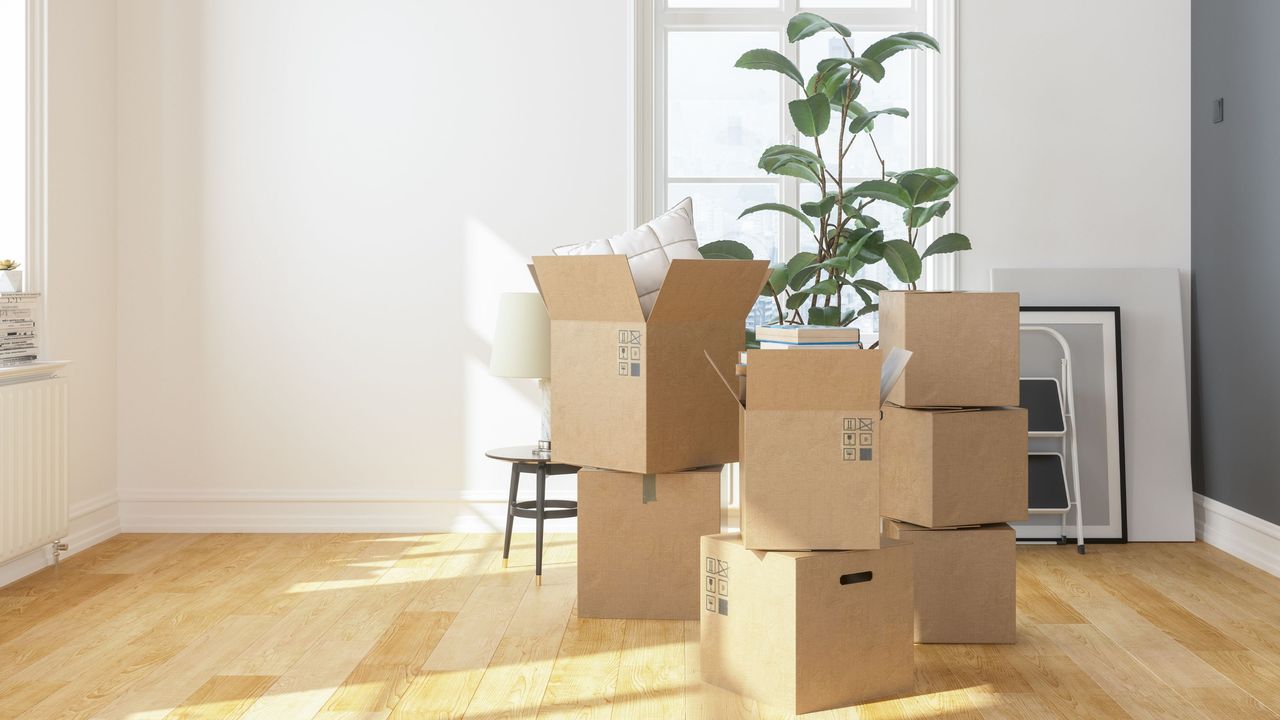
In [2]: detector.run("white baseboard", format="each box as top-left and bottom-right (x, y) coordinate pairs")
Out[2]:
(116, 488), (581, 534)
(1194, 492), (1280, 579)
(0, 491), (121, 588)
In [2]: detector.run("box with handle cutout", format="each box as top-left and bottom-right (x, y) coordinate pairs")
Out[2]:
(699, 533), (914, 715)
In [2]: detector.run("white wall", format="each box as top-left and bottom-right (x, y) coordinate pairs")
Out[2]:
(955, 0), (1191, 338)
(114, 1), (632, 530)
(46, 0), (120, 543)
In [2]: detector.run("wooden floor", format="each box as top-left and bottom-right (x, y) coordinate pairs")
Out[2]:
(2, 535), (1280, 719)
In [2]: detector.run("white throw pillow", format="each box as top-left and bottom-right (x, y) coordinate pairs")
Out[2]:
(553, 197), (702, 317)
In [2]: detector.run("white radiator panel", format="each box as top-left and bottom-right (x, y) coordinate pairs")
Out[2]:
(0, 377), (69, 564)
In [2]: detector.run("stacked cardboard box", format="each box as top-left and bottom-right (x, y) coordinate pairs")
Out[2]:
(533, 256), (770, 620)
(700, 347), (915, 713)
(878, 290), (1027, 644)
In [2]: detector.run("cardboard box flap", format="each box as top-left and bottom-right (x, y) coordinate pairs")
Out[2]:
(532, 255), (645, 322)
(647, 259), (771, 324)
(745, 348), (882, 410)
(704, 351), (746, 408)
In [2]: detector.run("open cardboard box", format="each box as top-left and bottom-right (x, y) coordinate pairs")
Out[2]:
(878, 290), (1020, 408)
(532, 256), (769, 474)
(709, 348), (885, 551)
(700, 533), (915, 714)
(880, 405), (1029, 528)
(576, 466), (721, 620)
(883, 520), (1016, 644)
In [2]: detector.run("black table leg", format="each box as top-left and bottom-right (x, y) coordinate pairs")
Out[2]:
(503, 463), (519, 568)
(535, 464), (546, 586)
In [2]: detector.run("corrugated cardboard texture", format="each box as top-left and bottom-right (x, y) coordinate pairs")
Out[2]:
(700, 534), (914, 715)
(577, 468), (722, 619)
(879, 291), (1020, 408)
(739, 350), (883, 550)
(880, 406), (1029, 528)
(883, 521), (1016, 644)
(534, 256), (769, 474)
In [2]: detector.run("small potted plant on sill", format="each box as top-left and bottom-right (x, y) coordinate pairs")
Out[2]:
(698, 12), (970, 328)
(0, 260), (21, 293)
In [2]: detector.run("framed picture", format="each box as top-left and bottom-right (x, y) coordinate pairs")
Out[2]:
(1015, 307), (1127, 543)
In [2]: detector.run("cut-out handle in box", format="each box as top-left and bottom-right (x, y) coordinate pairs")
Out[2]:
(839, 571), (873, 586)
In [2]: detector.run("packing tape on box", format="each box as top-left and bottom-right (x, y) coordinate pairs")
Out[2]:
(642, 474), (657, 503)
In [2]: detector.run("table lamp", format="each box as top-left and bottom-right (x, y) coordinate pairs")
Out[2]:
(489, 292), (552, 455)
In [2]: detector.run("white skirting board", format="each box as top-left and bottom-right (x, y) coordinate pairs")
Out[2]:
(0, 492), (120, 588)
(116, 489), (582, 534)
(1195, 493), (1280, 579)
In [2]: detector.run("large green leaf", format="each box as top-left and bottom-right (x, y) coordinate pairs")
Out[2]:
(882, 239), (923, 284)
(698, 239), (755, 260)
(760, 263), (792, 297)
(802, 278), (839, 295)
(852, 278), (889, 293)
(828, 77), (861, 108)
(847, 107), (909, 134)
(921, 232), (972, 259)
(904, 200), (951, 228)
(816, 57), (885, 84)
(735, 48), (804, 86)
(843, 179), (912, 208)
(861, 31), (940, 64)
(808, 306), (841, 326)
(854, 232), (886, 263)
(800, 194), (836, 219)
(787, 12), (851, 42)
(789, 94), (831, 137)
(896, 168), (958, 204)
(785, 252), (819, 291)
(808, 65), (850, 100)
(857, 303), (879, 318)
(739, 202), (815, 232)
(851, 284), (874, 307)
(758, 144), (825, 184)
(785, 291), (812, 310)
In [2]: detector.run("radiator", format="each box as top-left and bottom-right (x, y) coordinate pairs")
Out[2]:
(0, 377), (69, 565)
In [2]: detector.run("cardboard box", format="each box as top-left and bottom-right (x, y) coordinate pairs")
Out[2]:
(700, 533), (914, 714)
(710, 349), (883, 550)
(577, 467), (722, 620)
(878, 291), (1020, 408)
(880, 405), (1028, 528)
(533, 256), (769, 474)
(883, 520), (1016, 643)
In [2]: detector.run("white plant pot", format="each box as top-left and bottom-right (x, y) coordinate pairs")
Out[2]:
(0, 271), (22, 293)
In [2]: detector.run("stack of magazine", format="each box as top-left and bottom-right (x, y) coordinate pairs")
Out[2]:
(756, 325), (862, 350)
(0, 293), (39, 366)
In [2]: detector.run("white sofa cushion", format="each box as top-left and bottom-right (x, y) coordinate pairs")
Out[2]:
(553, 197), (702, 317)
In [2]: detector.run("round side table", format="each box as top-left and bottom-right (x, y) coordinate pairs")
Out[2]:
(485, 445), (580, 586)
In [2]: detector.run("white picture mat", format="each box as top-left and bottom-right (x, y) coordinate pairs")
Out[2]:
(1014, 311), (1125, 540)
(991, 268), (1194, 541)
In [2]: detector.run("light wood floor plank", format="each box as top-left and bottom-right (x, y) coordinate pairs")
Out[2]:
(3, 536), (1279, 719)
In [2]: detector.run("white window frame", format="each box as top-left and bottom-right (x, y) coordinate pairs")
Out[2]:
(631, 0), (958, 290)
(25, 0), (47, 300)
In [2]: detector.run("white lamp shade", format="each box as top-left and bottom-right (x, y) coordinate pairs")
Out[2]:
(490, 292), (551, 378)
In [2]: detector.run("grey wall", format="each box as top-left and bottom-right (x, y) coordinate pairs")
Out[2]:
(1191, 0), (1280, 525)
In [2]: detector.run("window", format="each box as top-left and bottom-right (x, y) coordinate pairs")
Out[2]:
(637, 0), (956, 330)
(1, 0), (27, 268)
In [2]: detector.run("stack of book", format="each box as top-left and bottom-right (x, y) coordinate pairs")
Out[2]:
(756, 324), (861, 349)
(0, 293), (39, 366)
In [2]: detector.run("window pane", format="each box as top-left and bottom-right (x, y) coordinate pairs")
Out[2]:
(1, 1), (24, 267)
(668, 31), (780, 177)
(669, 0), (779, 6)
(797, 31), (913, 179)
(669, 182), (782, 265)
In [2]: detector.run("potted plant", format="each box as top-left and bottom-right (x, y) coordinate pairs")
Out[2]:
(699, 12), (970, 327)
(0, 260), (21, 293)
